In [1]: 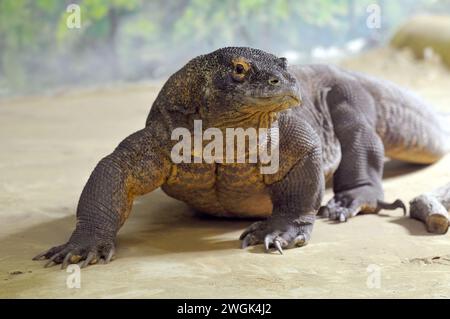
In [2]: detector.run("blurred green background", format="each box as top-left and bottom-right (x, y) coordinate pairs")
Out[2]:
(1, 0), (450, 96)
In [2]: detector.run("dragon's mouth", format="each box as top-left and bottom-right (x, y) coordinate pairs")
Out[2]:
(209, 92), (301, 129)
(242, 93), (302, 112)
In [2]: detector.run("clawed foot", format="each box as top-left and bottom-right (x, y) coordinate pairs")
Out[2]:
(319, 185), (405, 222)
(33, 237), (116, 269)
(240, 217), (314, 254)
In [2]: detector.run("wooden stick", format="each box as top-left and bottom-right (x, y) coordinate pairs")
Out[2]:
(409, 183), (450, 234)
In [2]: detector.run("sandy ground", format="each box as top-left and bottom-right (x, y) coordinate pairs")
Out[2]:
(1, 48), (450, 298)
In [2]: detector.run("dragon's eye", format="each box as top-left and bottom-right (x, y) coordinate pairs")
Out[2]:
(231, 58), (250, 81)
(235, 63), (245, 75)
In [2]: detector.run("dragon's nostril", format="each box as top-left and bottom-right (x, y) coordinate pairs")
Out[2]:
(269, 77), (280, 86)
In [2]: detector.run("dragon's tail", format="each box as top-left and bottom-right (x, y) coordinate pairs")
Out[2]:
(372, 81), (450, 164)
(347, 70), (449, 163)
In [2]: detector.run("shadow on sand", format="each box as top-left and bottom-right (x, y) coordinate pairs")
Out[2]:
(2, 160), (438, 267)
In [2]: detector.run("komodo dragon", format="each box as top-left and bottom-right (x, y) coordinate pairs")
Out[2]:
(34, 47), (450, 268)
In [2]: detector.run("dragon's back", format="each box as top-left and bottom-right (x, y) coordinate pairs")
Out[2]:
(291, 64), (449, 165)
(356, 72), (449, 163)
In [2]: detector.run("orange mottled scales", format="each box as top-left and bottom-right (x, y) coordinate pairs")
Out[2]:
(163, 161), (272, 218)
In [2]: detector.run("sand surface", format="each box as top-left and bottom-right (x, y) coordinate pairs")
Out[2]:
(1, 48), (450, 298)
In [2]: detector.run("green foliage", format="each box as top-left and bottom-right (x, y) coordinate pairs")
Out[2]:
(0, 0), (448, 95)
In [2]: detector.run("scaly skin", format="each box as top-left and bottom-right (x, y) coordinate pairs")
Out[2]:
(34, 47), (449, 268)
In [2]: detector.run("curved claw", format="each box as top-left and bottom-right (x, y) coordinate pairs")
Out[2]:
(33, 244), (65, 261)
(33, 252), (47, 261)
(44, 254), (60, 268)
(239, 220), (311, 254)
(34, 240), (116, 269)
(376, 199), (407, 215)
(81, 252), (97, 268)
(241, 235), (253, 249)
(61, 252), (73, 269)
(274, 240), (283, 255)
(264, 237), (271, 252)
(104, 248), (115, 264)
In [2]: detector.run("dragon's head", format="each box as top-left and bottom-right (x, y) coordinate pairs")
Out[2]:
(159, 47), (301, 126)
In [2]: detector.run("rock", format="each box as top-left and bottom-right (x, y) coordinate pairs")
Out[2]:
(391, 15), (450, 68)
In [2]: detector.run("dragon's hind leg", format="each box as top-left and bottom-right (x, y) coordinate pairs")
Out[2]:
(319, 82), (405, 222)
